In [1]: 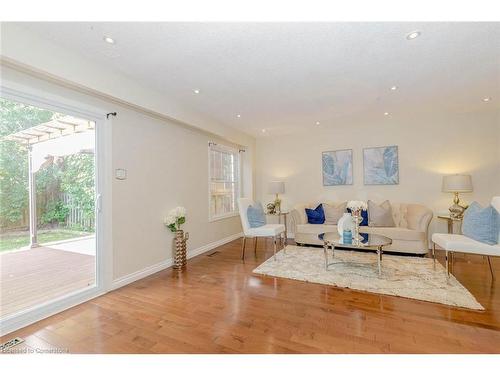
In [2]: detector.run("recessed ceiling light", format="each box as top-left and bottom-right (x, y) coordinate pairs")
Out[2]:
(261, 129), (266, 133)
(237, 114), (241, 118)
(391, 86), (398, 91)
(384, 112), (390, 116)
(103, 36), (115, 44)
(315, 121), (320, 125)
(406, 31), (421, 40)
(193, 89), (200, 94)
(483, 97), (492, 102)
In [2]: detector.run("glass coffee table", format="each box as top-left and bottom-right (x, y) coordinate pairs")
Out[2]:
(318, 232), (392, 276)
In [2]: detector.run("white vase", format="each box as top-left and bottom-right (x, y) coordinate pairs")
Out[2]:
(337, 213), (354, 236)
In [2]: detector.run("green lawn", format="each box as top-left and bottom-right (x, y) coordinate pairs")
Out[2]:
(0, 229), (94, 252)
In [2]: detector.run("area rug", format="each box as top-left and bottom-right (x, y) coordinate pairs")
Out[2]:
(253, 245), (483, 310)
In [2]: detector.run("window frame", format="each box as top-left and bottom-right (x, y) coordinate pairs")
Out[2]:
(208, 142), (241, 222)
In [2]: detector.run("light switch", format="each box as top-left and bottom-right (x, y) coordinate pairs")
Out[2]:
(115, 168), (127, 180)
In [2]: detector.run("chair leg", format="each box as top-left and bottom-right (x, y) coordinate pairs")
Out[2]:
(432, 242), (436, 269)
(487, 256), (495, 280)
(323, 242), (329, 270)
(241, 236), (247, 260)
(445, 250), (449, 278)
(282, 232), (286, 254)
(273, 236), (277, 261)
(254, 237), (258, 257)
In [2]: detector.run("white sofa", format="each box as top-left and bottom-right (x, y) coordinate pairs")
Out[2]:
(290, 201), (433, 254)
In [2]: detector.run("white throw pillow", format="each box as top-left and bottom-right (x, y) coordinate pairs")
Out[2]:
(323, 202), (347, 225)
(368, 200), (396, 227)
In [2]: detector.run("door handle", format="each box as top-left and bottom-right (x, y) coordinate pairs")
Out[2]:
(96, 194), (102, 213)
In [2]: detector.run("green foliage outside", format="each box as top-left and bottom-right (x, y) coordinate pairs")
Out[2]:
(0, 98), (52, 226)
(61, 153), (96, 225)
(41, 200), (70, 225)
(0, 97), (95, 232)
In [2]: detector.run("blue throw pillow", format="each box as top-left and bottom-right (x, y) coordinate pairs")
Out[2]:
(462, 202), (499, 245)
(247, 202), (266, 228)
(347, 208), (368, 226)
(305, 204), (325, 224)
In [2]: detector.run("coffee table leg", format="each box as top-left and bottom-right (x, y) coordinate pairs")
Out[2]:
(323, 242), (328, 270)
(377, 246), (382, 276)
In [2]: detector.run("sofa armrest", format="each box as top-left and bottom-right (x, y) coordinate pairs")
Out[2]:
(406, 205), (433, 233)
(289, 208), (306, 235)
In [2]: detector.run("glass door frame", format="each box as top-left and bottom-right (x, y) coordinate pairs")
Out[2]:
(0, 84), (110, 336)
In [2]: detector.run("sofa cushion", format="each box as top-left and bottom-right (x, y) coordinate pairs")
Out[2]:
(462, 202), (499, 245)
(296, 223), (337, 235)
(305, 204), (325, 224)
(323, 202), (347, 225)
(368, 200), (396, 227)
(296, 223), (425, 241)
(293, 201), (344, 224)
(359, 226), (426, 241)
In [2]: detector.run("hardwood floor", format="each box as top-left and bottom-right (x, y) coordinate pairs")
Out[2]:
(1, 238), (499, 353)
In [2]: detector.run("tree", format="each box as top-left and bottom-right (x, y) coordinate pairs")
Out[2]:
(0, 98), (95, 231)
(0, 98), (53, 228)
(60, 153), (95, 229)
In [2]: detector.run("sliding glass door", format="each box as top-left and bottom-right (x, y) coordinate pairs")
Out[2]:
(0, 94), (101, 326)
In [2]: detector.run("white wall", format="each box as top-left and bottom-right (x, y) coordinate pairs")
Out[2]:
(256, 110), (500, 237)
(110, 106), (247, 279)
(1, 66), (255, 282)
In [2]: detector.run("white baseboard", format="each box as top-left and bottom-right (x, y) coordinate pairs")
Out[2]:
(111, 232), (243, 290)
(111, 259), (173, 291)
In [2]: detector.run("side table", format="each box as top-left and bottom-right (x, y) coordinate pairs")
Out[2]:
(436, 215), (463, 272)
(437, 215), (463, 234)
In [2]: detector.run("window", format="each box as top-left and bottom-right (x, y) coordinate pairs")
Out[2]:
(209, 143), (240, 220)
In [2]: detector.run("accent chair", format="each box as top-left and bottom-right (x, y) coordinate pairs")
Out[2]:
(432, 196), (500, 279)
(237, 198), (286, 261)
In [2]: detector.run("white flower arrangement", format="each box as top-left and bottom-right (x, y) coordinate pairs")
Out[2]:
(347, 200), (367, 212)
(164, 206), (186, 233)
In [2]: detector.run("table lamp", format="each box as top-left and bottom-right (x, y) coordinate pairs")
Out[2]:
(268, 181), (285, 213)
(442, 174), (473, 218)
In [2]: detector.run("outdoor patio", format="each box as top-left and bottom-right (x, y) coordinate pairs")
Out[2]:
(0, 237), (95, 318)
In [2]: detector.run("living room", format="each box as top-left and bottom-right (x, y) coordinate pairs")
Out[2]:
(1, 0), (499, 370)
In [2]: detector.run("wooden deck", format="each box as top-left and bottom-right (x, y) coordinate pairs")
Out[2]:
(0, 247), (95, 318)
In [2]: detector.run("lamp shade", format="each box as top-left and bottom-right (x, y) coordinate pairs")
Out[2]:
(268, 181), (285, 195)
(442, 174), (473, 193)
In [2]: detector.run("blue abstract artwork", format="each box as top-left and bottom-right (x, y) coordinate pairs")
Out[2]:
(322, 149), (353, 186)
(363, 146), (399, 185)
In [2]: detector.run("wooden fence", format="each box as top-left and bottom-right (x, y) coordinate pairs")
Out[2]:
(61, 193), (94, 230)
(61, 193), (94, 228)
(1, 193), (94, 231)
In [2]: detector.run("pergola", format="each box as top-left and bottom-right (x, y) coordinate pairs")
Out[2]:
(4, 116), (95, 248)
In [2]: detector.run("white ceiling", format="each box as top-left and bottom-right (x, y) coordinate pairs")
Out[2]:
(14, 22), (500, 136)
